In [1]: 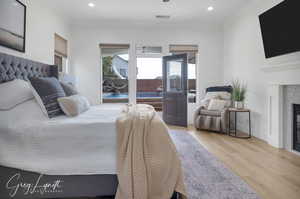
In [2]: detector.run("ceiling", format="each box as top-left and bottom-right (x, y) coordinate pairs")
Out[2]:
(40, 0), (248, 26)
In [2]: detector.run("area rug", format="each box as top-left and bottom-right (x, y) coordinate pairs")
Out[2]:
(59, 130), (260, 199)
(169, 130), (260, 199)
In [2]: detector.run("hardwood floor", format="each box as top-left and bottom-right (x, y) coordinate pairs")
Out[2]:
(169, 125), (300, 199)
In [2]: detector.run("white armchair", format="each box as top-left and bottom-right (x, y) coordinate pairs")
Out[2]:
(193, 86), (232, 133)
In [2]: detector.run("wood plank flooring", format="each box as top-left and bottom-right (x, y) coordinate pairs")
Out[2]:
(169, 125), (300, 199)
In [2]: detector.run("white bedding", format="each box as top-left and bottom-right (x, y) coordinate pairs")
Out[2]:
(0, 99), (124, 175)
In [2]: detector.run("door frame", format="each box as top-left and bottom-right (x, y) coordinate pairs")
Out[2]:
(99, 42), (200, 109)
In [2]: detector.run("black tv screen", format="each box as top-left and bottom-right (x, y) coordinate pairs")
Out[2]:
(259, 0), (300, 58)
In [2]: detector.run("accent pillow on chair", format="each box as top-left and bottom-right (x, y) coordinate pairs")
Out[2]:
(0, 79), (34, 110)
(200, 95), (220, 108)
(58, 95), (90, 117)
(207, 99), (227, 111)
(30, 77), (66, 118)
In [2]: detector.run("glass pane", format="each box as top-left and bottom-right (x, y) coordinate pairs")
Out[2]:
(167, 60), (182, 92)
(136, 57), (163, 111)
(101, 46), (129, 103)
(187, 52), (196, 103)
(297, 115), (300, 131)
(297, 114), (300, 142)
(54, 55), (63, 72)
(171, 52), (197, 103)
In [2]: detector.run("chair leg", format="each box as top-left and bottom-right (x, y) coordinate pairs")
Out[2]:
(171, 192), (180, 199)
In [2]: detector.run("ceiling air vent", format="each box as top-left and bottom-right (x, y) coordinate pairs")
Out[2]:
(156, 15), (171, 19)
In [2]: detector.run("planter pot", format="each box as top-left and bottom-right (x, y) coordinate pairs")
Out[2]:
(234, 101), (244, 109)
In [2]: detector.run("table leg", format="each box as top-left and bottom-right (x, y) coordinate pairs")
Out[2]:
(249, 111), (251, 138)
(228, 111), (231, 135)
(235, 111), (237, 136)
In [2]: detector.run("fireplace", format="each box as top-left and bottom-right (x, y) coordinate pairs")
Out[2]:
(293, 104), (300, 152)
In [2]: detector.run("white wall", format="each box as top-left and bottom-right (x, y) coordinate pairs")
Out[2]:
(0, 0), (70, 65)
(69, 24), (224, 106)
(223, 0), (300, 141)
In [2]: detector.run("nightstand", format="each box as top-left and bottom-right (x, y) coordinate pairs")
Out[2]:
(228, 108), (251, 139)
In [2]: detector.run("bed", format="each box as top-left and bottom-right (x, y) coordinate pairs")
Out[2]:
(0, 52), (180, 199)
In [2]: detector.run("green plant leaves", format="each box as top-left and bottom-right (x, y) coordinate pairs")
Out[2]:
(232, 79), (247, 102)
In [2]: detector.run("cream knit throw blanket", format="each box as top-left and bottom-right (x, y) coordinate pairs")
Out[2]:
(116, 104), (187, 199)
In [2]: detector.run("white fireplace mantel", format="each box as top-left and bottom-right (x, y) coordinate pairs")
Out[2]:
(267, 84), (283, 148)
(267, 81), (300, 151)
(265, 53), (300, 149)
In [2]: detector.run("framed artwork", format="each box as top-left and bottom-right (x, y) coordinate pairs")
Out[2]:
(0, 0), (26, 52)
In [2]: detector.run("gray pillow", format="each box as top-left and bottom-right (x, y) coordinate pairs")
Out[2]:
(30, 77), (66, 118)
(60, 82), (78, 96)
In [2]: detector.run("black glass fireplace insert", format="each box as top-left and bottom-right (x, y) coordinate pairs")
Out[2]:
(293, 104), (300, 152)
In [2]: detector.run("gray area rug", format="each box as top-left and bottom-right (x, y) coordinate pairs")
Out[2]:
(169, 130), (260, 199)
(59, 130), (260, 199)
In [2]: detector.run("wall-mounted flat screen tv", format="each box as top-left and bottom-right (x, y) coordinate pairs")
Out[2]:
(259, 0), (300, 58)
(0, 0), (26, 52)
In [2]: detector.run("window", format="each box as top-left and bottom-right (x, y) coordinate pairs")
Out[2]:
(54, 33), (68, 73)
(169, 45), (198, 103)
(136, 56), (163, 111)
(54, 54), (63, 72)
(100, 44), (130, 103)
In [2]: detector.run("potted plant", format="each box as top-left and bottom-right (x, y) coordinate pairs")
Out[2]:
(232, 79), (247, 109)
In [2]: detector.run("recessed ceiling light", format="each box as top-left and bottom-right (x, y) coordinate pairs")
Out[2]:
(207, 6), (214, 11)
(88, 2), (95, 7)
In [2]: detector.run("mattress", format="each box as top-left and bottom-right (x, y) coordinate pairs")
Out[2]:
(0, 100), (124, 175)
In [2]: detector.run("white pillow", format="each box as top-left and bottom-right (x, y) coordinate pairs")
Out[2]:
(58, 95), (90, 117)
(207, 99), (227, 111)
(200, 97), (218, 108)
(0, 79), (34, 110)
(29, 83), (49, 117)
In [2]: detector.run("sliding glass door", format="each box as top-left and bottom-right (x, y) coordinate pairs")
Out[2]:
(100, 44), (130, 103)
(135, 46), (163, 111)
(136, 57), (163, 111)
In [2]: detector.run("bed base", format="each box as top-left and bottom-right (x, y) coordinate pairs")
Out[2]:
(0, 166), (179, 199)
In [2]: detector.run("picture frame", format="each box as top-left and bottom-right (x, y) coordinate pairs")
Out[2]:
(0, 0), (26, 52)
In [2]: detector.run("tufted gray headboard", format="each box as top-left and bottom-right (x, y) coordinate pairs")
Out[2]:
(0, 52), (58, 83)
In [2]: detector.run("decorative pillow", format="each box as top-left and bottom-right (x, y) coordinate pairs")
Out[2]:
(207, 99), (227, 111)
(60, 82), (78, 96)
(200, 95), (221, 108)
(0, 79), (34, 110)
(58, 95), (90, 117)
(30, 77), (66, 118)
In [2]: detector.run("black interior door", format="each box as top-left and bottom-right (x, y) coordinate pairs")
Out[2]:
(162, 54), (188, 127)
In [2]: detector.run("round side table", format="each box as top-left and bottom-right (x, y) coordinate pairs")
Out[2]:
(228, 108), (251, 139)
